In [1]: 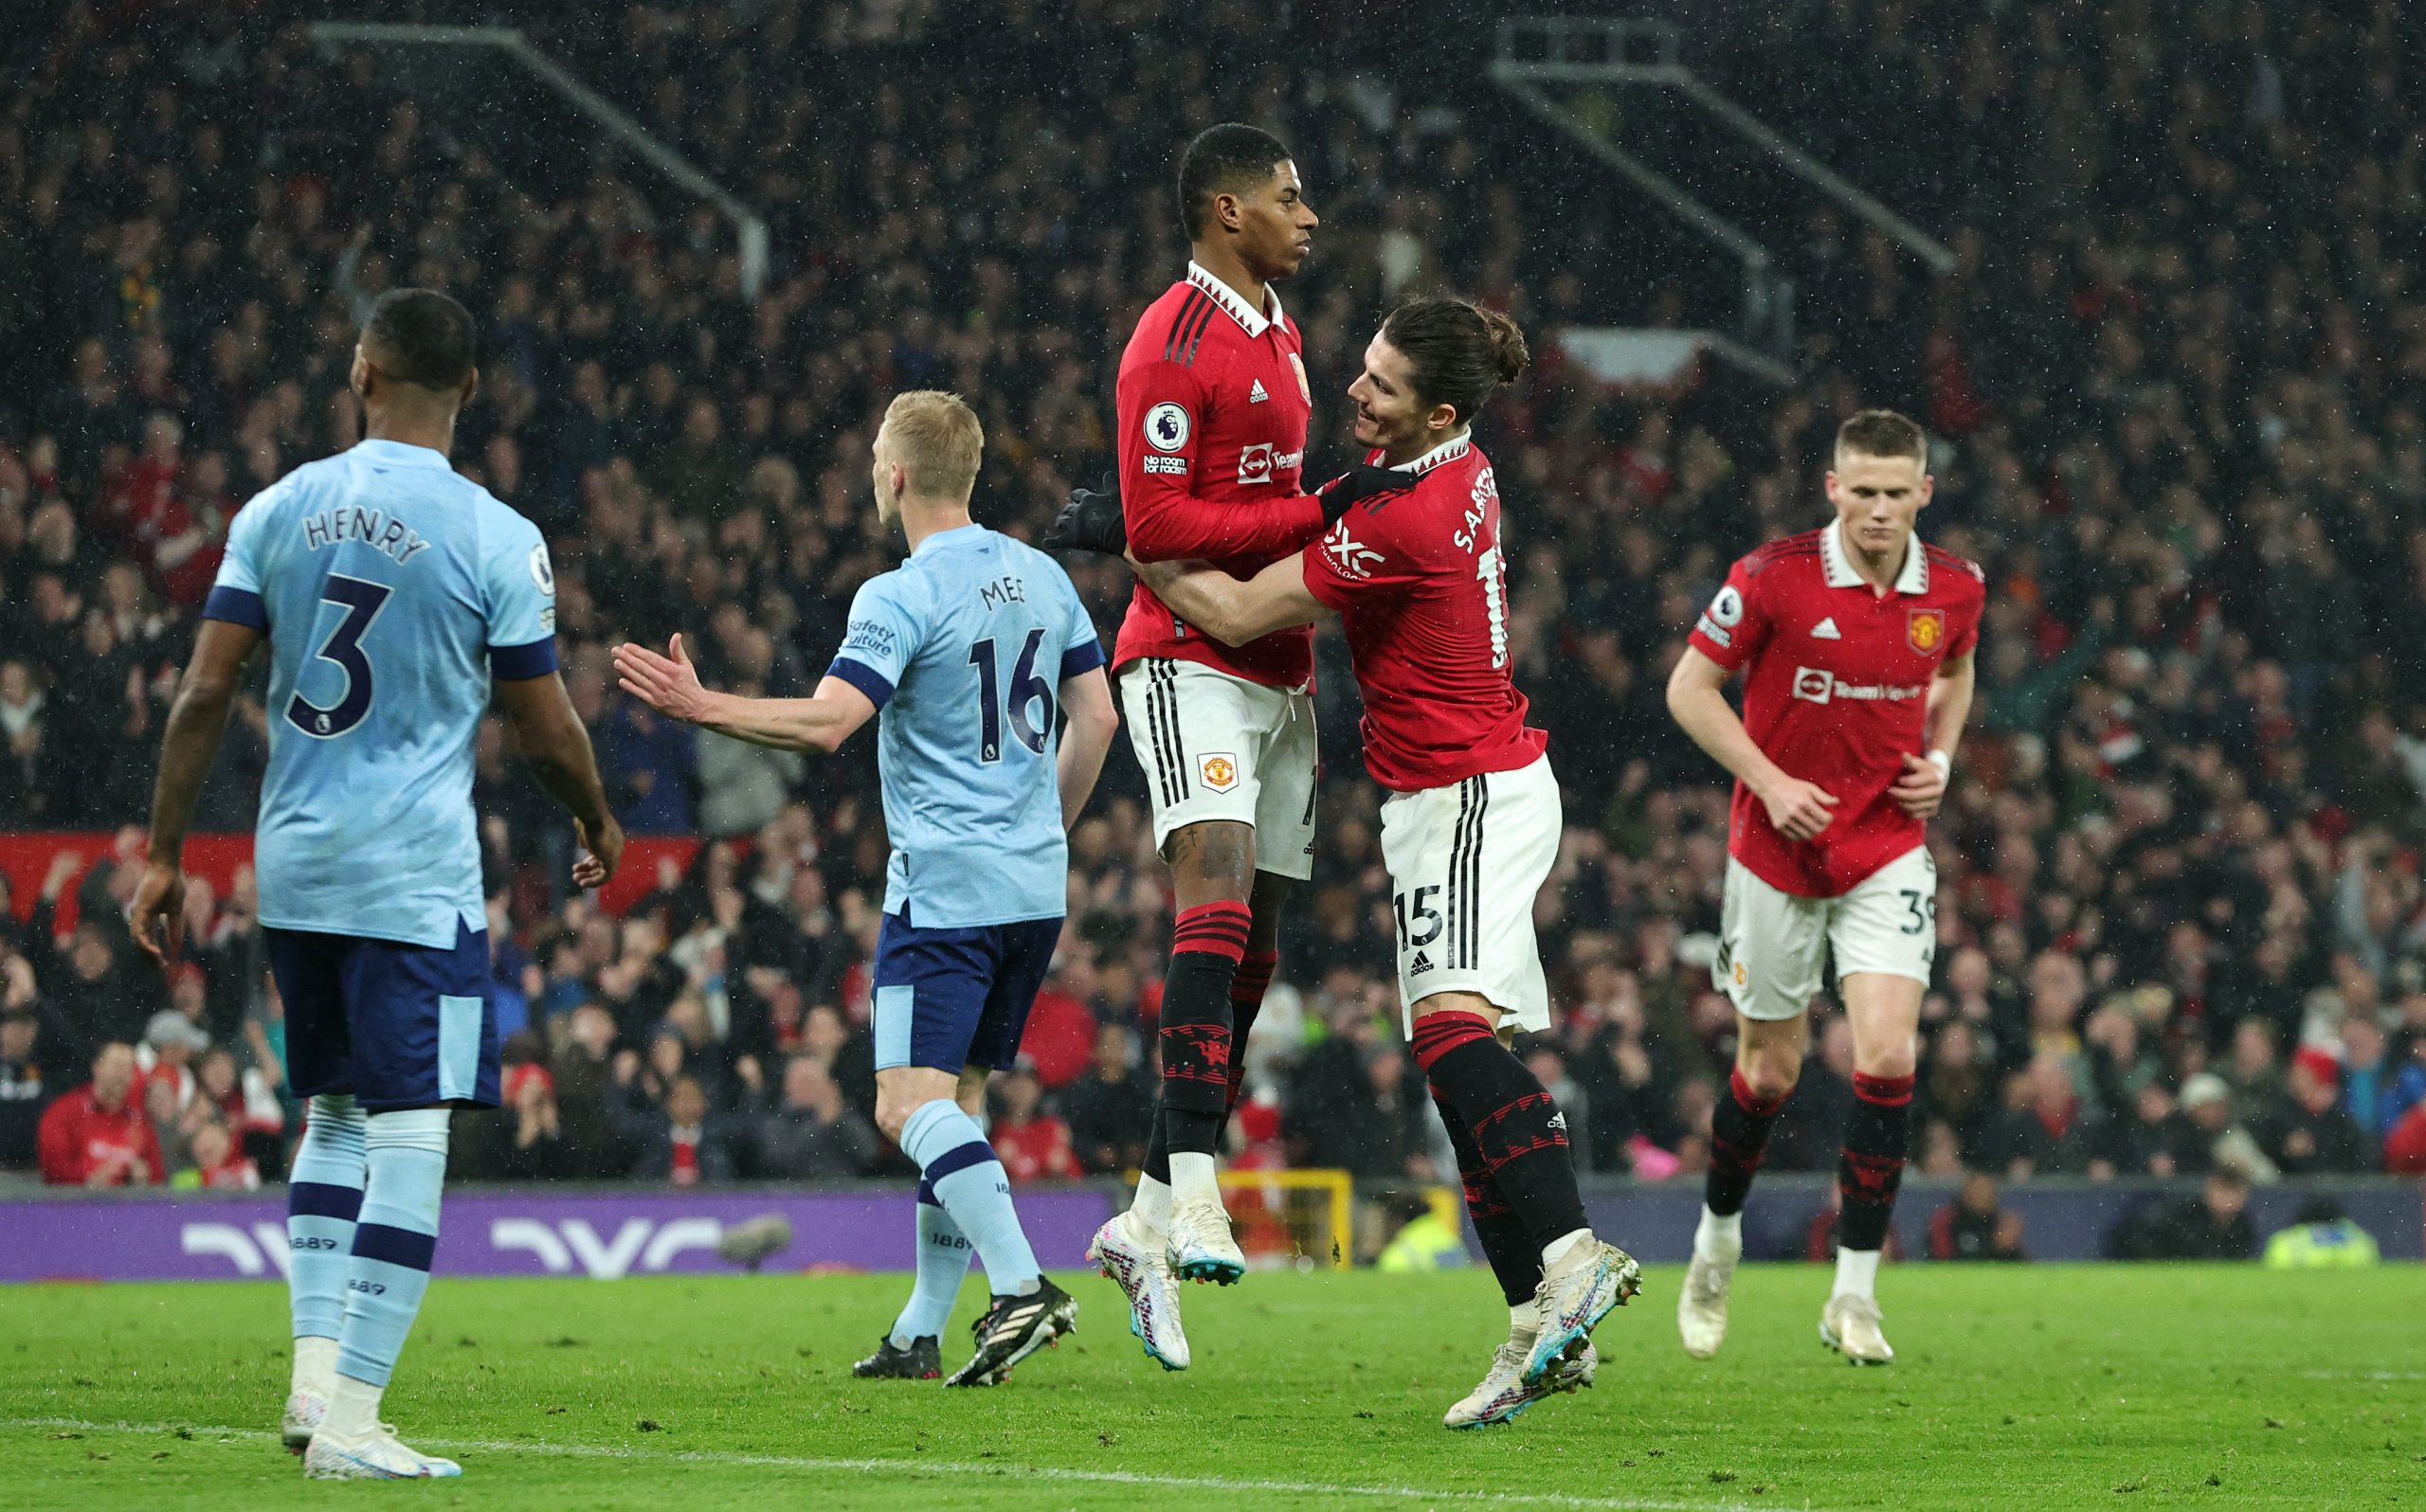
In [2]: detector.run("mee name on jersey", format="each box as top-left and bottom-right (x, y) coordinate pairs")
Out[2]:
(1299, 435), (1546, 792)
(1688, 522), (1985, 898)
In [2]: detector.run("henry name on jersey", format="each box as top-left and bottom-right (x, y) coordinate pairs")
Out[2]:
(299, 504), (434, 566)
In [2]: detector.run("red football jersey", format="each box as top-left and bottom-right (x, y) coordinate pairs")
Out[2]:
(1300, 435), (1548, 792)
(1113, 262), (1327, 689)
(1688, 521), (1985, 897)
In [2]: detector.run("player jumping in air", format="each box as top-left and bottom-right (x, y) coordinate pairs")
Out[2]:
(614, 392), (1118, 1388)
(131, 289), (625, 1480)
(1665, 407), (1983, 1365)
(1044, 122), (1399, 1368)
(1113, 297), (1642, 1429)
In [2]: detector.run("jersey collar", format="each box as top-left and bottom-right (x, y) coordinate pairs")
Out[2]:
(1186, 261), (1283, 338)
(351, 438), (451, 469)
(910, 522), (982, 557)
(1383, 433), (1472, 476)
(1821, 518), (1928, 595)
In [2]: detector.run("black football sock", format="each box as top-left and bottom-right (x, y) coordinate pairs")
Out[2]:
(1222, 949), (1277, 1117)
(1142, 1105), (1170, 1187)
(1435, 1095), (1542, 1307)
(1836, 1071), (1915, 1251)
(1412, 1010), (1587, 1253)
(1158, 901), (1251, 1157)
(1705, 1066), (1790, 1217)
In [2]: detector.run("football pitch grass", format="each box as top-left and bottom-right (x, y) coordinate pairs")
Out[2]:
(3, 1266), (2421, 1509)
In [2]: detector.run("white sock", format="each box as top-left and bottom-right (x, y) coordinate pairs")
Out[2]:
(321, 1373), (385, 1441)
(1693, 1207), (1744, 1264)
(1539, 1227), (1592, 1271)
(1168, 1151), (1221, 1205)
(1832, 1247), (1882, 1302)
(1131, 1174), (1173, 1234)
(1508, 1302), (1537, 1341)
(291, 1336), (337, 1397)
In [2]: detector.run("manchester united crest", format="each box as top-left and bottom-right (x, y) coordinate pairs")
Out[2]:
(1287, 351), (1311, 404)
(1909, 609), (1946, 654)
(1199, 752), (1240, 793)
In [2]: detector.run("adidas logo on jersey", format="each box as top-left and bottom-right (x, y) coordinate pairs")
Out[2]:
(1248, 379), (1269, 404)
(1811, 617), (1842, 639)
(1408, 950), (1435, 976)
(1548, 1111), (1568, 1132)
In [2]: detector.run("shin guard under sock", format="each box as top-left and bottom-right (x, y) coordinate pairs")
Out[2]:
(1435, 1094), (1542, 1306)
(1706, 1066), (1789, 1217)
(1159, 901), (1250, 1157)
(1836, 1071), (1914, 1252)
(1412, 1011), (1586, 1251)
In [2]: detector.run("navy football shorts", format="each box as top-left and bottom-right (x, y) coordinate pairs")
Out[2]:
(267, 920), (498, 1112)
(872, 906), (1063, 1074)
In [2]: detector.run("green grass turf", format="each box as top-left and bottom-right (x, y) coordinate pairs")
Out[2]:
(2, 1265), (2422, 1509)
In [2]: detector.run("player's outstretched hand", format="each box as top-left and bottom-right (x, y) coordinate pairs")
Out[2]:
(572, 815), (625, 891)
(127, 858), (187, 970)
(1759, 775), (1838, 841)
(1315, 464), (1410, 523)
(614, 634), (715, 724)
(1044, 476), (1126, 556)
(1889, 752), (1949, 819)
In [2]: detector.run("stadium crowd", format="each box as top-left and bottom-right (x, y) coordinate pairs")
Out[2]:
(4, 0), (2426, 1230)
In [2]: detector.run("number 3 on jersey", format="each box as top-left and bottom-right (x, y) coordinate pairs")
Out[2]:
(286, 574), (392, 739)
(968, 627), (1052, 764)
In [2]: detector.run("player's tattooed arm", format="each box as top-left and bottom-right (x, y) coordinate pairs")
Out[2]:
(1126, 549), (1333, 647)
(132, 618), (263, 966)
(614, 635), (876, 755)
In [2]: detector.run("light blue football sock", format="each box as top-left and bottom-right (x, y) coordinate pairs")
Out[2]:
(286, 1094), (367, 1344)
(335, 1108), (450, 1389)
(900, 1099), (1041, 1297)
(888, 1179), (974, 1349)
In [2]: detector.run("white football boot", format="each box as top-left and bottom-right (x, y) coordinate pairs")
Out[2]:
(302, 1427), (462, 1480)
(1442, 1337), (1597, 1430)
(1820, 1293), (1894, 1365)
(1086, 1211), (1191, 1370)
(1164, 1194), (1247, 1287)
(1521, 1239), (1642, 1386)
(281, 1388), (327, 1454)
(1677, 1250), (1736, 1359)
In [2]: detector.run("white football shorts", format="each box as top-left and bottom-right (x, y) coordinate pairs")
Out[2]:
(1118, 657), (1317, 881)
(1378, 754), (1562, 1035)
(1713, 845), (1938, 1021)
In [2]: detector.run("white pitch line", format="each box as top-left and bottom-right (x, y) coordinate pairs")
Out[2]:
(0, 1415), (1783, 1511)
(2298, 1370), (2426, 1382)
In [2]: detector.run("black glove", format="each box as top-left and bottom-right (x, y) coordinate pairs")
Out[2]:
(1314, 464), (1410, 523)
(1043, 475), (1126, 556)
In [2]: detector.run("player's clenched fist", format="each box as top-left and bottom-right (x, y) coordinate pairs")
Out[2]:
(1755, 774), (1838, 841)
(1888, 752), (1948, 819)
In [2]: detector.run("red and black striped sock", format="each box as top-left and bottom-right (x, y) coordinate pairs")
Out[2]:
(1836, 1071), (1915, 1251)
(1158, 900), (1252, 1157)
(1705, 1067), (1790, 1217)
(1413, 1010), (1586, 1252)
(1435, 1093), (1542, 1306)
(1222, 949), (1278, 1116)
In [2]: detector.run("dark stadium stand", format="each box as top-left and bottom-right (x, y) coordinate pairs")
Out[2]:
(3, 0), (2423, 1227)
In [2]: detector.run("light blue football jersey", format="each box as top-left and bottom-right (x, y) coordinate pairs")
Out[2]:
(825, 523), (1106, 928)
(203, 439), (557, 949)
